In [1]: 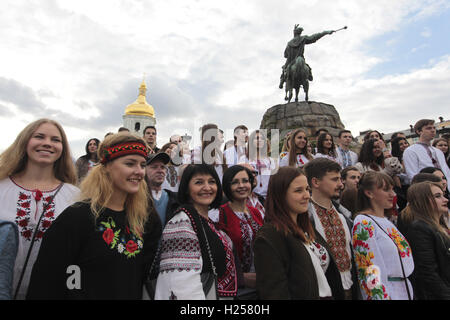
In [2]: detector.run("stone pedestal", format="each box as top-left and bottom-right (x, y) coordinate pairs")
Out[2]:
(260, 101), (345, 139)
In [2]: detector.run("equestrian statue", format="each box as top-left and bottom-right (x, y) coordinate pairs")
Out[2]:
(280, 25), (347, 103)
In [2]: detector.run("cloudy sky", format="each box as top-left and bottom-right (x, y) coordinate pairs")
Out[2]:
(1, 0), (449, 158)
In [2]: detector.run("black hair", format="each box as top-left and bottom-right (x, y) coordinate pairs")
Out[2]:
(411, 172), (442, 185)
(81, 138), (100, 161)
(358, 138), (384, 169)
(419, 167), (444, 175)
(177, 164), (223, 209)
(317, 133), (337, 157)
(315, 128), (329, 137)
(338, 130), (352, 138)
(391, 136), (408, 162)
(143, 126), (157, 135)
(303, 158), (342, 188)
(222, 165), (255, 201)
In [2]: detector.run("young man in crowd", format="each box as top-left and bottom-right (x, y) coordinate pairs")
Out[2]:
(340, 166), (361, 191)
(143, 126), (160, 153)
(304, 158), (358, 300)
(403, 119), (450, 192)
(145, 153), (179, 226)
(336, 130), (358, 169)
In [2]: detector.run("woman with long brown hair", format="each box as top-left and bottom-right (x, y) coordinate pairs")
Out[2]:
(254, 167), (344, 299)
(279, 129), (313, 168)
(0, 118), (79, 299)
(75, 138), (100, 184)
(314, 132), (338, 162)
(27, 133), (161, 299)
(398, 182), (449, 299)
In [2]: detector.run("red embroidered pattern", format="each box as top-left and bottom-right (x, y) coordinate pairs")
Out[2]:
(297, 154), (305, 166)
(208, 220), (237, 297)
(314, 203), (351, 272)
(15, 191), (56, 241)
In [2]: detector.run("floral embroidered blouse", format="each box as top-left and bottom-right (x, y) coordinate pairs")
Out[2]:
(0, 177), (79, 299)
(352, 214), (414, 300)
(26, 202), (160, 299)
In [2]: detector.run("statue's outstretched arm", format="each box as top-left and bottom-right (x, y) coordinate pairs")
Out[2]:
(304, 30), (334, 44)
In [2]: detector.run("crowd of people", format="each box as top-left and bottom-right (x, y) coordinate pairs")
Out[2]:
(0, 117), (449, 300)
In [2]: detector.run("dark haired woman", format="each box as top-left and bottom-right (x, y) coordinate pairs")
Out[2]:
(314, 133), (338, 162)
(364, 130), (394, 158)
(390, 136), (410, 211)
(433, 138), (450, 169)
(398, 182), (450, 299)
(391, 137), (409, 163)
(279, 129), (313, 168)
(75, 138), (100, 184)
(217, 165), (263, 289)
(154, 164), (237, 299)
(254, 167), (344, 299)
(352, 171), (414, 300)
(355, 138), (386, 173)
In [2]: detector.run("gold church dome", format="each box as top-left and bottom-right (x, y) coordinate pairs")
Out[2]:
(124, 80), (155, 118)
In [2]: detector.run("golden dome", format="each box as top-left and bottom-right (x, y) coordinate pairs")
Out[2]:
(124, 80), (155, 118)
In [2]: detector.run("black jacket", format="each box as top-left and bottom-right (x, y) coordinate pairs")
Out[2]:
(162, 189), (180, 225)
(254, 223), (344, 300)
(398, 219), (450, 300)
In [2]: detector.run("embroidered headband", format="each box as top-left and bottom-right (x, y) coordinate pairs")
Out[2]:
(101, 142), (148, 164)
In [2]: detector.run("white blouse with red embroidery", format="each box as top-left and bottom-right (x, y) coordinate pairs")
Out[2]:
(0, 177), (79, 299)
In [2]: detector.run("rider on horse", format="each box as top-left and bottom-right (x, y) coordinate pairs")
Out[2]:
(279, 25), (335, 90)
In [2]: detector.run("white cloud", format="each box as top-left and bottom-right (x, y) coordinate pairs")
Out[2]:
(420, 27), (432, 38)
(0, 0), (449, 158)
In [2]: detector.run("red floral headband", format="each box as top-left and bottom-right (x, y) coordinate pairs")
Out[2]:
(101, 142), (148, 164)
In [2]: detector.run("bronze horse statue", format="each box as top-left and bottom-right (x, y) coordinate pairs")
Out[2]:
(285, 56), (310, 103)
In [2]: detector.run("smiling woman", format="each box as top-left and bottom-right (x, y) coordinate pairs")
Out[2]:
(217, 165), (263, 291)
(0, 118), (80, 299)
(26, 133), (162, 300)
(153, 164), (238, 300)
(352, 171), (414, 300)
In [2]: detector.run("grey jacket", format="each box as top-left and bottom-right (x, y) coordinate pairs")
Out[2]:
(0, 220), (19, 300)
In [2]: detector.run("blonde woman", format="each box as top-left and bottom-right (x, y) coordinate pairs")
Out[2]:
(27, 133), (161, 299)
(0, 119), (79, 299)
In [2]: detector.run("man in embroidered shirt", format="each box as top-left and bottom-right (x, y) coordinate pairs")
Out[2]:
(336, 130), (358, 169)
(403, 119), (450, 192)
(145, 153), (179, 226)
(304, 158), (355, 300)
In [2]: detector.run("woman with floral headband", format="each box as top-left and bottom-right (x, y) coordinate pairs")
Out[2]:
(27, 133), (161, 299)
